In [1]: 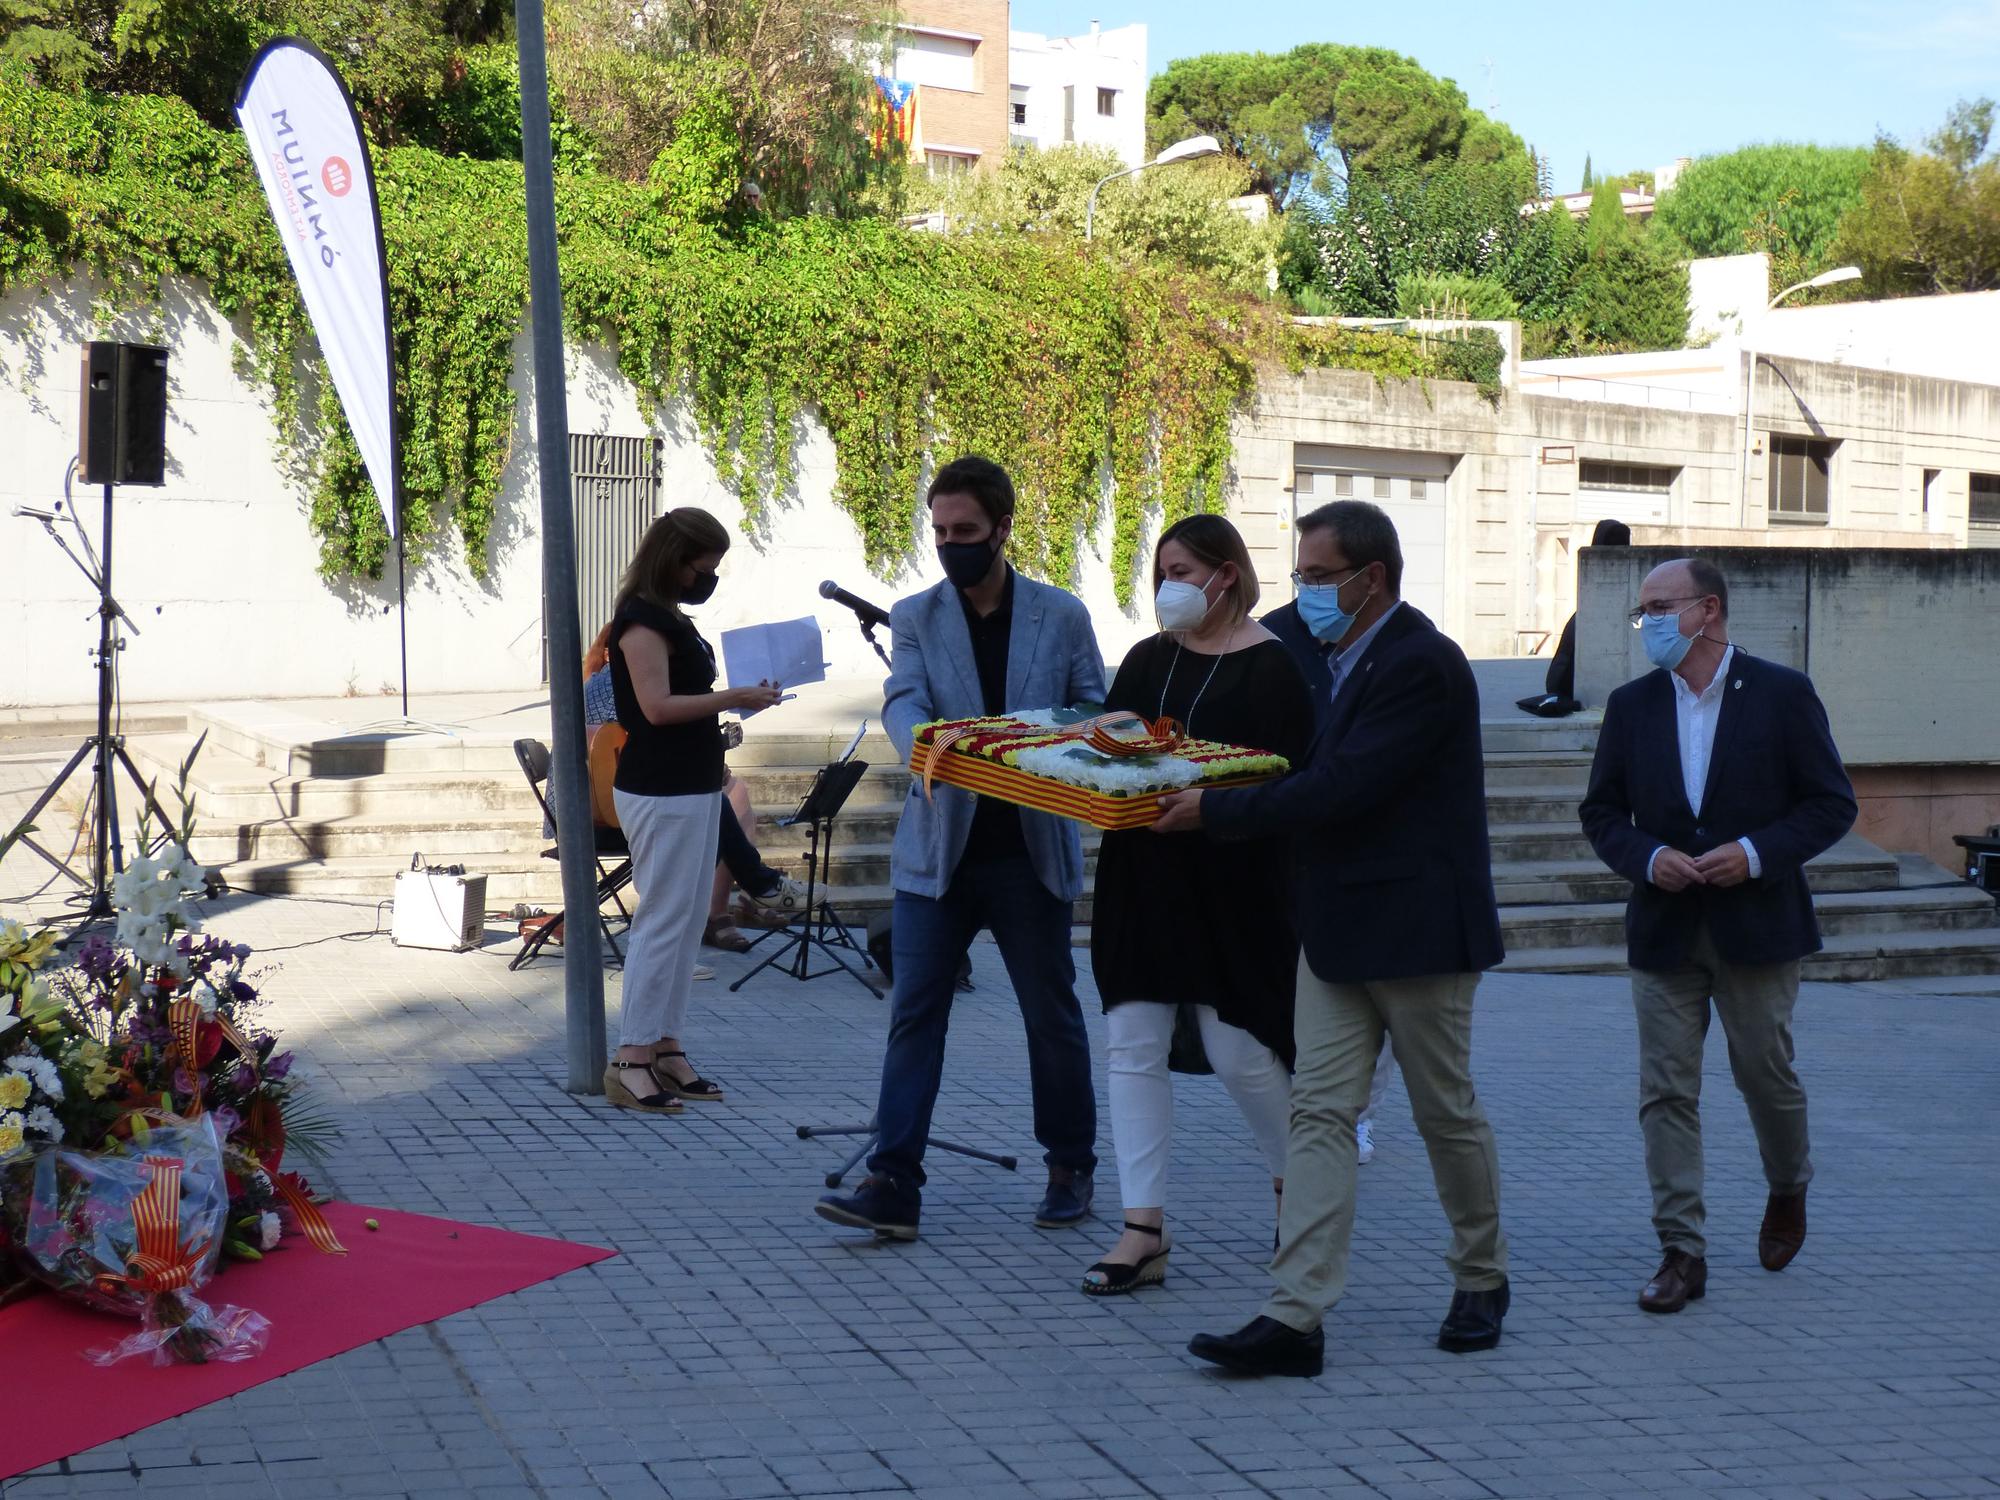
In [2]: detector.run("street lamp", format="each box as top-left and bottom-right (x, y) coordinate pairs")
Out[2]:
(1769, 263), (1861, 308)
(1739, 265), (1863, 524)
(1084, 134), (1223, 241)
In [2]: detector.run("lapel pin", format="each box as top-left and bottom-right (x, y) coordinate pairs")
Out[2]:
(1733, 679), (1742, 689)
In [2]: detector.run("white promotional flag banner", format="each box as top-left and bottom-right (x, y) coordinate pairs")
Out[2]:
(235, 39), (398, 538)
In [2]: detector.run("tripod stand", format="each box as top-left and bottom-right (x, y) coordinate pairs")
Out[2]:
(730, 756), (882, 998)
(4, 480), (176, 926)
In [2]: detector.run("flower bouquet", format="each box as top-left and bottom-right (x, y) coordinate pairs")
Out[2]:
(909, 708), (1290, 830)
(6, 1112), (271, 1365)
(0, 756), (342, 1359)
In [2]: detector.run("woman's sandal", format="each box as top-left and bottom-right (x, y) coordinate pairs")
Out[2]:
(651, 1049), (725, 1102)
(604, 1060), (684, 1114)
(1080, 1221), (1170, 1297)
(702, 919), (752, 953)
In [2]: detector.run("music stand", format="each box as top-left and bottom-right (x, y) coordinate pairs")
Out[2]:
(730, 754), (881, 998)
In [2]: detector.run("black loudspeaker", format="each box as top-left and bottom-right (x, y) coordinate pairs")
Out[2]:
(77, 342), (168, 487)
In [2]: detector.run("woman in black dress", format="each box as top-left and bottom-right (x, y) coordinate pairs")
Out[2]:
(603, 508), (782, 1113)
(1082, 515), (1313, 1294)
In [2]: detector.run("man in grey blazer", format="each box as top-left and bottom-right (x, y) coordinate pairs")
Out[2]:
(816, 456), (1106, 1240)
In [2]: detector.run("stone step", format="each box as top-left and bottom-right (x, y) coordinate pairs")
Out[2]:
(1481, 750), (1597, 787)
(1500, 886), (2000, 951)
(187, 705), (524, 778)
(1477, 717), (1603, 756)
(217, 852), (562, 903)
(1488, 837), (1902, 906)
(134, 737), (544, 822)
(1500, 926), (2000, 981)
(185, 814), (547, 864)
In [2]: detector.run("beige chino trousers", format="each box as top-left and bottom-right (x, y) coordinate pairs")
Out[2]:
(1264, 957), (1508, 1333)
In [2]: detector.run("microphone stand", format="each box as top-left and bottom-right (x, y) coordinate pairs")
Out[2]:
(860, 620), (891, 670)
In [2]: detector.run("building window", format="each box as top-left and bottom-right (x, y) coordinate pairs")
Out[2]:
(893, 31), (976, 92)
(1767, 435), (1832, 524)
(1097, 87), (1116, 117)
(1973, 473), (2000, 530)
(1010, 85), (1028, 127)
(1334, 474), (1354, 497)
(1373, 475), (1391, 500)
(1011, 100), (1027, 125)
(1580, 460), (1676, 493)
(925, 151), (975, 178)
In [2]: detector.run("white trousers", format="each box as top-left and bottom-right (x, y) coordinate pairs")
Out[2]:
(1105, 1002), (1292, 1210)
(1360, 1037), (1397, 1125)
(612, 788), (722, 1048)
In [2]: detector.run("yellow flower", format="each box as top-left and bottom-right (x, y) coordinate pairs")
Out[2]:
(0, 1116), (23, 1158)
(0, 1074), (27, 1110)
(79, 1041), (121, 1100)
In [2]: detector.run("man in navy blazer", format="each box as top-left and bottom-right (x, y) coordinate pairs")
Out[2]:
(1580, 556), (1856, 1313)
(1162, 500), (1510, 1377)
(815, 456), (1106, 1242)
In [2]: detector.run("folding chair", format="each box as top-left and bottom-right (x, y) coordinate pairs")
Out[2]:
(510, 737), (634, 971)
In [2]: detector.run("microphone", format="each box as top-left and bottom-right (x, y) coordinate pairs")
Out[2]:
(12, 505), (58, 521)
(819, 580), (891, 631)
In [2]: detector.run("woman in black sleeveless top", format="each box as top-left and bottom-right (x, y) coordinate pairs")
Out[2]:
(1081, 515), (1313, 1294)
(604, 508), (782, 1112)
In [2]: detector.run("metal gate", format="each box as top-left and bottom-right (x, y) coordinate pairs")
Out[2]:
(544, 434), (662, 680)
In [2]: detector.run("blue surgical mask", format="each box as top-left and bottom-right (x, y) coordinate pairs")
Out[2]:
(1640, 605), (1696, 670)
(1296, 569), (1367, 645)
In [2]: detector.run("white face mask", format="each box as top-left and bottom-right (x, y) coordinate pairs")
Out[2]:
(1155, 571), (1220, 632)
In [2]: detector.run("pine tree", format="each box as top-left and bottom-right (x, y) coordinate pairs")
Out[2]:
(1580, 153), (1594, 192)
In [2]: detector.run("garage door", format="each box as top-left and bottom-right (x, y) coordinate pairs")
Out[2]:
(1576, 459), (1675, 528)
(1292, 447), (1451, 627)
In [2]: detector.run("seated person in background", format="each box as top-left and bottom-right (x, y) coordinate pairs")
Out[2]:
(584, 626), (806, 953)
(1519, 518), (1631, 717)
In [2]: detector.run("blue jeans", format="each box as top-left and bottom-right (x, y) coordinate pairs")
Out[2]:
(868, 855), (1097, 1189)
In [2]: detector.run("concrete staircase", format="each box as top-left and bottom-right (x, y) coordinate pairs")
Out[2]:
(131, 705), (2000, 981)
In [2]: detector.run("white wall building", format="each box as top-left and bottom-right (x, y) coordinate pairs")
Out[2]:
(1006, 21), (1147, 169)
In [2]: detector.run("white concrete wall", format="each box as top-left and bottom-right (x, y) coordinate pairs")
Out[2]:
(1007, 23), (1147, 169)
(0, 275), (1157, 708)
(1576, 546), (2000, 766)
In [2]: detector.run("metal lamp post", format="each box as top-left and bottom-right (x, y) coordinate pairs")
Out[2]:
(1084, 134), (1223, 242)
(1737, 265), (1863, 525)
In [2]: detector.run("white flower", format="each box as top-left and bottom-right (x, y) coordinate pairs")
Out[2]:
(8, 1054), (63, 1102)
(24, 1104), (60, 1142)
(257, 1212), (283, 1251)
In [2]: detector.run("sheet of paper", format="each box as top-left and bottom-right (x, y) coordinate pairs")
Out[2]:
(719, 617), (827, 704)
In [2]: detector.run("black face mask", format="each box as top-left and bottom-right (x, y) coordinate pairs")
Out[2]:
(682, 569), (719, 606)
(938, 537), (1000, 592)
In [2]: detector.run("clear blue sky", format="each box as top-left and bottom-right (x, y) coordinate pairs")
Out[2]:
(1009, 0), (1997, 188)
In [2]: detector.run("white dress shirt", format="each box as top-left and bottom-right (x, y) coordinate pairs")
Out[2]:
(1648, 643), (1762, 885)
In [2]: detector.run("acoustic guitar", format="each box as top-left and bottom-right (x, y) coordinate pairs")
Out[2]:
(587, 723), (626, 830)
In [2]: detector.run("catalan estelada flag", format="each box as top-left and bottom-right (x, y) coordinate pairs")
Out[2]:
(871, 76), (920, 153)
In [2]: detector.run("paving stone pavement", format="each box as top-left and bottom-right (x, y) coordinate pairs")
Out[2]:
(3, 862), (2000, 1497)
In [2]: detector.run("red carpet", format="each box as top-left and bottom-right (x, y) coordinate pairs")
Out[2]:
(0, 1202), (612, 1479)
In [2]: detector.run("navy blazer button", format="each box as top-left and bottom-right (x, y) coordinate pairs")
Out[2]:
(1695, 826), (1706, 836)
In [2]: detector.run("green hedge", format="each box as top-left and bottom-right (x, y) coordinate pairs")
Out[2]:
(0, 76), (1505, 601)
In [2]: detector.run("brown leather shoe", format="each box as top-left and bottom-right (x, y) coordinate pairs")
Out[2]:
(1759, 1188), (1808, 1271)
(1639, 1249), (1707, 1313)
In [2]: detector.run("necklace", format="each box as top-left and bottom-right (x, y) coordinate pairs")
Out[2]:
(1157, 623), (1238, 737)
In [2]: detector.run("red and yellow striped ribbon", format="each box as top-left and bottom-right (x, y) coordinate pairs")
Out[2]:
(275, 1173), (348, 1255)
(95, 1155), (211, 1296)
(167, 997), (206, 1118)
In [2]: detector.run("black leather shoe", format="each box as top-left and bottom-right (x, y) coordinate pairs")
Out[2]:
(1437, 1280), (1510, 1353)
(1035, 1166), (1094, 1228)
(1639, 1249), (1707, 1312)
(814, 1173), (920, 1241)
(1758, 1188), (1807, 1271)
(1188, 1316), (1324, 1378)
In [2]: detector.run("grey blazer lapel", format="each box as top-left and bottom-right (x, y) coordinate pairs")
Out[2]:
(931, 584), (981, 714)
(1007, 579), (1046, 712)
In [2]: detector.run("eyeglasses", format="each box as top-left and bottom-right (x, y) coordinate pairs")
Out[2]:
(1627, 596), (1709, 627)
(1292, 566), (1364, 593)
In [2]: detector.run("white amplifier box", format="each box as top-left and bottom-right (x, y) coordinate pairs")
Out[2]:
(391, 866), (488, 952)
